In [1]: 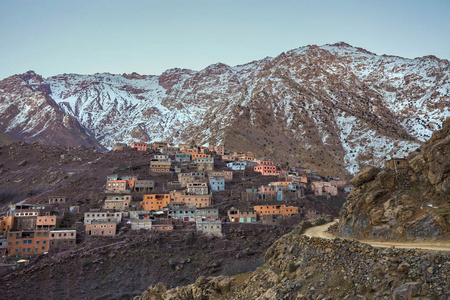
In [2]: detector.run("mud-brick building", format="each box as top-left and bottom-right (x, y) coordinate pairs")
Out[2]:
(187, 181), (209, 195)
(49, 230), (76, 248)
(196, 219), (222, 236)
(385, 158), (408, 170)
(149, 161), (171, 174)
(208, 171), (233, 181)
(103, 195), (131, 211)
(48, 196), (67, 204)
(84, 211), (122, 225)
(85, 222), (116, 237)
(170, 191), (212, 208)
(134, 180), (155, 192)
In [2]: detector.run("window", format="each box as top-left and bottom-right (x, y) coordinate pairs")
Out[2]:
(35, 248), (38, 252)
(23, 240), (27, 244)
(43, 232), (47, 236)
(37, 232), (41, 236)
(43, 241), (46, 244)
(36, 241), (40, 244)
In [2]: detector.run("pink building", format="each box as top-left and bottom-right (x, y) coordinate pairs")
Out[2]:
(254, 160), (280, 176)
(131, 142), (148, 151)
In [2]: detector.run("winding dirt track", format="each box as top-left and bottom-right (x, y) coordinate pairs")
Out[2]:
(303, 219), (450, 252)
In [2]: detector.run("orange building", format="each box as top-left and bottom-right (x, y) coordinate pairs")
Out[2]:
(269, 181), (293, 189)
(0, 216), (14, 232)
(141, 194), (171, 211)
(6, 230), (50, 256)
(191, 153), (211, 160)
(36, 216), (58, 229)
(85, 222), (116, 236)
(131, 142), (148, 151)
(253, 205), (298, 219)
(170, 191), (211, 208)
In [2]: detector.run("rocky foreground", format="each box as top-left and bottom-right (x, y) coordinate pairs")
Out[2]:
(339, 117), (450, 241)
(137, 217), (449, 300)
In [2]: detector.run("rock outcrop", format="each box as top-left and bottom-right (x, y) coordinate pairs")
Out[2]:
(137, 217), (450, 299)
(339, 118), (450, 241)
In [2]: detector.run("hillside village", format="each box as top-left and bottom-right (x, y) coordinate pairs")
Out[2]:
(0, 141), (351, 259)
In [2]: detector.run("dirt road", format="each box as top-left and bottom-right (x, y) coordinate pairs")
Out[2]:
(303, 219), (450, 252)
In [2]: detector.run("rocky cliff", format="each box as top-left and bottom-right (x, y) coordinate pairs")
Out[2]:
(138, 217), (449, 299)
(339, 117), (450, 241)
(2, 42), (450, 177)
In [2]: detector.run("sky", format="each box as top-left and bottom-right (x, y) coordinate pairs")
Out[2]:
(0, 0), (449, 80)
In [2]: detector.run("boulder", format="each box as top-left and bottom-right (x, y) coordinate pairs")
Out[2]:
(350, 166), (380, 187)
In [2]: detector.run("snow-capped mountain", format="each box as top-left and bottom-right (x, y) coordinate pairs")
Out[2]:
(1, 42), (449, 177)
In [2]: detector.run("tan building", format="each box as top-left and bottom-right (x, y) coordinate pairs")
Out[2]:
(13, 210), (39, 230)
(131, 219), (153, 230)
(187, 181), (209, 195)
(170, 191), (211, 208)
(196, 219), (222, 236)
(150, 161), (171, 174)
(135, 180), (155, 192)
(178, 172), (207, 187)
(208, 171), (233, 181)
(152, 219), (174, 231)
(84, 211), (122, 225)
(85, 222), (116, 236)
(49, 230), (76, 248)
(103, 195), (131, 210)
(48, 196), (67, 204)
(194, 157), (214, 172)
(385, 158), (408, 170)
(311, 182), (338, 196)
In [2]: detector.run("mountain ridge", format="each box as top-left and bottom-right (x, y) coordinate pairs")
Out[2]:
(1, 42), (449, 177)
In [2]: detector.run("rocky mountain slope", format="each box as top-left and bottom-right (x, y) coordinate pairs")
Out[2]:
(1, 42), (449, 177)
(0, 72), (104, 150)
(138, 217), (450, 300)
(339, 117), (450, 241)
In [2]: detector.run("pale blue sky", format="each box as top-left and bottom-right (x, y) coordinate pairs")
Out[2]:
(1, 0), (449, 80)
